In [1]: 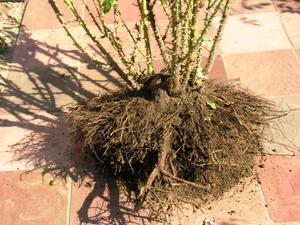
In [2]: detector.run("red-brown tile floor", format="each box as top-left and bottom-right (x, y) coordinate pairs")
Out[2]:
(1, 0), (300, 224)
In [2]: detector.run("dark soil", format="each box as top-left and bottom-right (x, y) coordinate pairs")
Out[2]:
(67, 78), (284, 221)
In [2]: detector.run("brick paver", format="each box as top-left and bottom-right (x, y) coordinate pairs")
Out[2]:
(0, 114), (71, 171)
(176, 179), (270, 225)
(263, 96), (300, 155)
(224, 50), (300, 96)
(69, 178), (152, 225)
(221, 12), (291, 54)
(11, 27), (85, 69)
(22, 0), (84, 30)
(257, 155), (300, 223)
(280, 13), (300, 49)
(0, 171), (68, 225)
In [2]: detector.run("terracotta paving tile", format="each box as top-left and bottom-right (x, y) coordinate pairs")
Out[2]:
(256, 155), (300, 223)
(272, 0), (300, 14)
(4, 67), (79, 112)
(0, 113), (71, 171)
(0, 171), (68, 225)
(69, 177), (269, 225)
(263, 106), (300, 156)
(81, 26), (137, 61)
(22, 0), (84, 31)
(231, 0), (275, 15)
(69, 178), (152, 225)
(11, 27), (85, 70)
(0, 151), (31, 172)
(269, 94), (300, 109)
(279, 13), (300, 49)
(6, 26), (88, 112)
(169, 179), (269, 225)
(221, 12), (291, 54)
(76, 61), (129, 96)
(223, 50), (300, 96)
(205, 55), (228, 82)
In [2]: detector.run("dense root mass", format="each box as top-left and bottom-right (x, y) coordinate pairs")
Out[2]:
(68, 80), (283, 220)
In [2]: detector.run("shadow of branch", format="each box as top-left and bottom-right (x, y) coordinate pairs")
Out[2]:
(6, 114), (155, 225)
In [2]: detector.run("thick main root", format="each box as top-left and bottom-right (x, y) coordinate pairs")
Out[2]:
(68, 80), (283, 220)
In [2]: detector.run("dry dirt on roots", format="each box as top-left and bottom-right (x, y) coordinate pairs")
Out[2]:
(68, 79), (284, 221)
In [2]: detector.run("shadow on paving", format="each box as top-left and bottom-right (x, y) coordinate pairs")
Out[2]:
(273, 0), (300, 14)
(237, 0), (300, 14)
(0, 26), (153, 224)
(9, 117), (154, 225)
(1, 1), (300, 224)
(0, 26), (127, 116)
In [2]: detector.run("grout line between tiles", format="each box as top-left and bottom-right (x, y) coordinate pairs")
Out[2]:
(272, 3), (300, 66)
(66, 178), (72, 225)
(256, 180), (273, 225)
(220, 54), (230, 79)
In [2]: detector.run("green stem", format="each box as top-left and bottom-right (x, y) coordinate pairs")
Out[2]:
(180, 0), (193, 58)
(115, 9), (146, 59)
(62, 0), (139, 88)
(183, 0), (202, 85)
(49, 0), (103, 66)
(170, 0), (181, 90)
(147, 0), (171, 68)
(193, 0), (217, 82)
(203, 0), (231, 75)
(138, 0), (153, 76)
(82, 0), (140, 81)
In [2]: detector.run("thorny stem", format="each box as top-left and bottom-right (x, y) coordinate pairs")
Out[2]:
(170, 0), (181, 90)
(88, 0), (145, 80)
(114, 9), (146, 59)
(138, 0), (154, 76)
(203, 0), (231, 75)
(193, 0), (221, 82)
(147, 0), (171, 67)
(61, 0), (139, 89)
(159, 0), (172, 21)
(91, 0), (102, 19)
(183, 0), (202, 85)
(82, 0), (140, 81)
(180, 0), (223, 67)
(180, 0), (193, 58)
(55, 0), (231, 90)
(49, 0), (97, 62)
